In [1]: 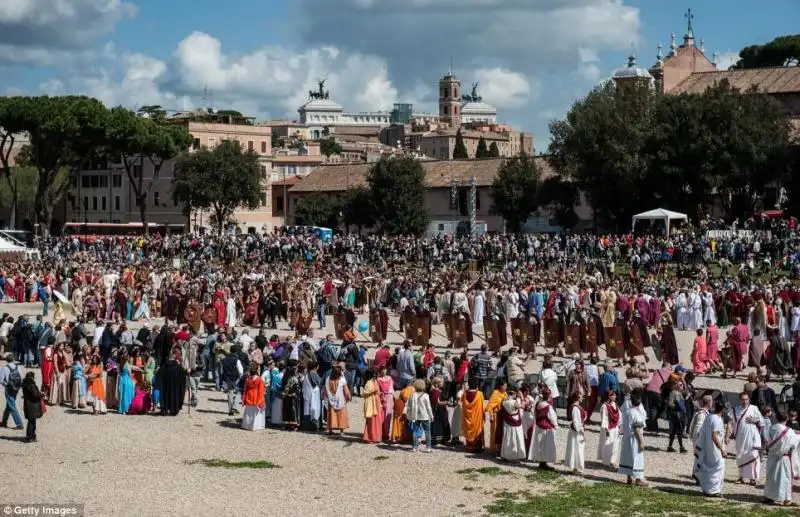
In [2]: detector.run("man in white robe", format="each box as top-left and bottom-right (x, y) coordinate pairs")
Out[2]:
(676, 292), (688, 330)
(564, 395), (586, 473)
(500, 394), (527, 462)
(695, 400), (726, 496)
(618, 394), (648, 486)
(597, 390), (621, 468)
(504, 289), (519, 320)
(689, 289), (703, 330)
(729, 392), (764, 484)
(763, 411), (800, 506)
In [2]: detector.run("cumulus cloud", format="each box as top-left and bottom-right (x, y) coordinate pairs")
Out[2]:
(713, 51), (740, 71)
(39, 32), (400, 121)
(472, 68), (532, 108)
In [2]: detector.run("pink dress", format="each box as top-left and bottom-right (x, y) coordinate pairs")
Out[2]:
(377, 376), (394, 440)
(692, 336), (708, 374)
(706, 326), (719, 362)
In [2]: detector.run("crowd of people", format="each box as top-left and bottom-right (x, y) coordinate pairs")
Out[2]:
(1, 224), (800, 506)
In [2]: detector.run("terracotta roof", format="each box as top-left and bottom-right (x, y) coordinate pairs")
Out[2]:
(289, 157), (555, 193)
(270, 176), (300, 186)
(670, 67), (800, 95)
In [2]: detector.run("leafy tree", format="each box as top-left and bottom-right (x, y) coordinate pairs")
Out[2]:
(366, 155), (428, 235)
(341, 185), (375, 233)
(0, 166), (38, 229)
(138, 105), (167, 122)
(107, 107), (193, 233)
(173, 140), (262, 234)
(537, 176), (579, 231)
(271, 131), (280, 150)
(489, 155), (540, 234)
(488, 141), (500, 158)
(0, 98), (24, 228)
(294, 191), (341, 228)
(548, 81), (654, 230)
(7, 96), (110, 235)
(319, 137), (343, 157)
(730, 34), (800, 69)
(453, 129), (469, 159)
(475, 137), (490, 158)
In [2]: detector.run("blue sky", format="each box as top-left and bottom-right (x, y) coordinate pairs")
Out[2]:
(1, 0), (798, 150)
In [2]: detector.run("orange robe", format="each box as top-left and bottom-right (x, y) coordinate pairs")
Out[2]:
(485, 390), (507, 453)
(461, 389), (486, 451)
(87, 365), (105, 402)
(390, 385), (415, 442)
(242, 376), (266, 408)
(362, 379), (384, 443)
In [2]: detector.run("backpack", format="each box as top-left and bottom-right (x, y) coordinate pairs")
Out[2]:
(6, 364), (22, 391)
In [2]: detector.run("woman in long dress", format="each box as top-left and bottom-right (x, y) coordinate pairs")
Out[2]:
(241, 364), (266, 431)
(377, 366), (394, 440)
(564, 392), (586, 473)
(134, 291), (150, 321)
(301, 362), (322, 430)
(528, 386), (558, 469)
(87, 356), (106, 415)
(269, 362), (284, 426)
(362, 369), (383, 443)
(225, 296), (237, 329)
(325, 366), (351, 434)
(597, 390), (620, 468)
(450, 381), (465, 445)
(429, 376), (451, 445)
(117, 353), (138, 415)
(282, 363), (300, 430)
(499, 391), (527, 462)
(473, 289), (485, 325)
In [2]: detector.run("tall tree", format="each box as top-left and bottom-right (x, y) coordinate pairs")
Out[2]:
(366, 155), (428, 235)
(319, 137), (343, 157)
(548, 80), (654, 230)
(10, 96), (110, 235)
(730, 34), (800, 69)
(341, 185), (375, 233)
(294, 191), (341, 228)
(488, 141), (500, 158)
(0, 97), (24, 228)
(453, 129), (469, 159)
(107, 107), (192, 233)
(173, 140), (262, 234)
(475, 137), (490, 158)
(489, 155), (540, 234)
(537, 176), (579, 231)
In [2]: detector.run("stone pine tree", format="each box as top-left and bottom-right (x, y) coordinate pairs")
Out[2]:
(475, 137), (490, 158)
(490, 155), (540, 234)
(366, 155), (429, 235)
(488, 141), (500, 157)
(294, 191), (341, 228)
(453, 129), (469, 159)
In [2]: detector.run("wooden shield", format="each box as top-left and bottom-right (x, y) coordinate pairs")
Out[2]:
(333, 312), (348, 340)
(510, 317), (525, 348)
(452, 315), (468, 348)
(629, 322), (646, 357)
(584, 319), (599, 354)
(443, 313), (454, 342)
(565, 324), (581, 355)
(369, 312), (382, 343)
(483, 316), (501, 352)
(604, 326), (624, 359)
(184, 303), (201, 333)
(412, 313), (431, 347)
(543, 318), (559, 349)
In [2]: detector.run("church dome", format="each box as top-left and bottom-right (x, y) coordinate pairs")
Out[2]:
(613, 54), (653, 80)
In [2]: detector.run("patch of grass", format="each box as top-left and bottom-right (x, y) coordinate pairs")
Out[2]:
(373, 455), (390, 461)
(186, 459), (280, 469)
(524, 469), (562, 484)
(455, 467), (514, 477)
(486, 483), (796, 517)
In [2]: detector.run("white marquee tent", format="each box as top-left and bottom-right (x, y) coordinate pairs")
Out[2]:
(0, 236), (33, 260)
(631, 208), (688, 235)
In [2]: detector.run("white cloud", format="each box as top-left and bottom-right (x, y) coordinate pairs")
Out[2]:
(575, 46), (602, 81)
(0, 0), (136, 64)
(472, 68), (533, 108)
(39, 32), (400, 121)
(713, 51), (739, 71)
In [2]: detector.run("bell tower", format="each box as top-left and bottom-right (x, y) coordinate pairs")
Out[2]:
(439, 69), (461, 127)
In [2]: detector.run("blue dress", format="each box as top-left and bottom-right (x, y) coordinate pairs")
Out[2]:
(117, 364), (135, 414)
(72, 363), (87, 398)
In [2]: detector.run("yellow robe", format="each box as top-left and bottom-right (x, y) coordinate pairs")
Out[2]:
(390, 385), (415, 442)
(461, 389), (486, 450)
(485, 390), (508, 453)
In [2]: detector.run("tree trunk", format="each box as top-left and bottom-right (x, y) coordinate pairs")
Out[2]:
(139, 197), (149, 235)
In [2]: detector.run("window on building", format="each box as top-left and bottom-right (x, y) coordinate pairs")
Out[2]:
(248, 140), (254, 151)
(92, 196), (98, 211)
(261, 193), (268, 207)
(444, 105), (449, 115)
(112, 219), (121, 224)
(192, 138), (200, 150)
(99, 175), (108, 188)
(261, 141), (267, 153)
(70, 176), (77, 188)
(441, 88), (446, 98)
(81, 175), (90, 188)
(260, 165), (268, 179)
(82, 197), (88, 211)
(476, 192), (481, 210)
(114, 196), (120, 211)
(454, 105), (458, 114)
(113, 174), (122, 188)
(101, 197), (107, 211)
(154, 192), (160, 206)
(133, 164), (142, 178)
(275, 196), (284, 213)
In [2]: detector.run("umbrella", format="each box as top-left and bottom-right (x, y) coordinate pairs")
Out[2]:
(53, 290), (69, 304)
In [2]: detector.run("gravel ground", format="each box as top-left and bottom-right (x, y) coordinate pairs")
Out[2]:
(0, 303), (782, 516)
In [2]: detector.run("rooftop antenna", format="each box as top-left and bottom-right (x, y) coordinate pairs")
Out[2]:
(203, 86), (214, 112)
